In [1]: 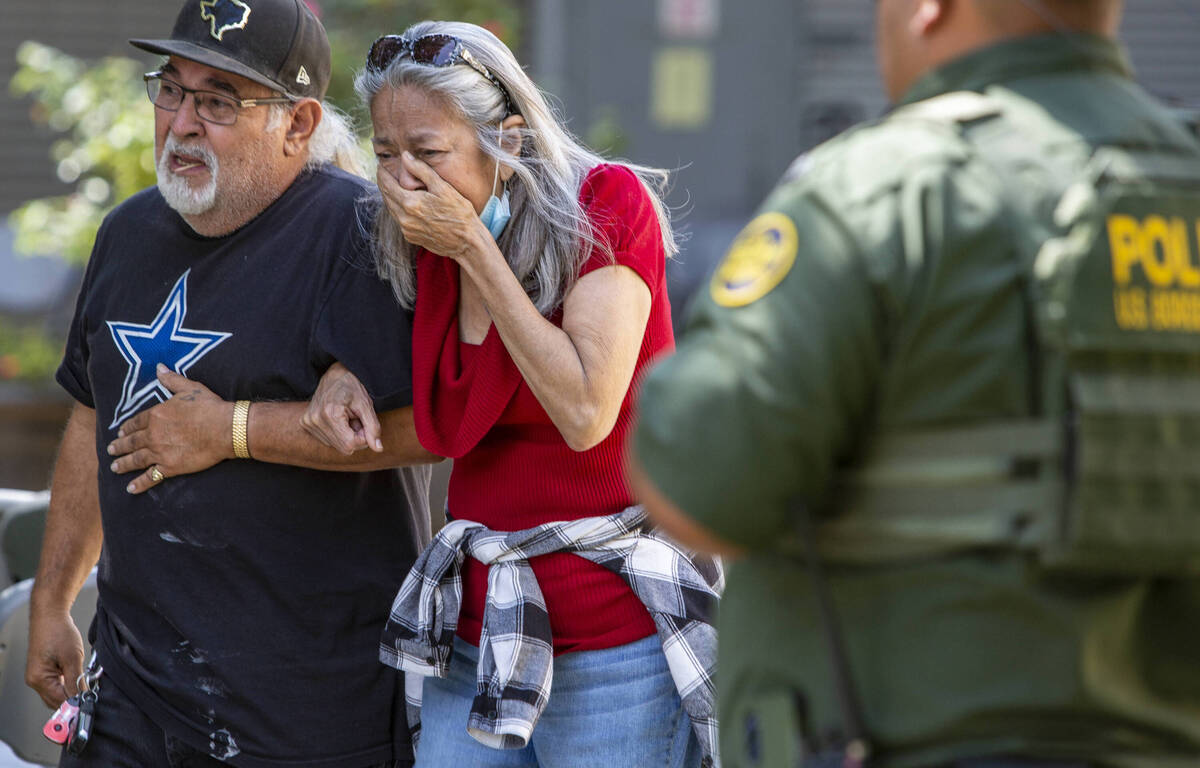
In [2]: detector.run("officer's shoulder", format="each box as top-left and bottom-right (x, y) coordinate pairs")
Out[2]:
(777, 91), (1003, 211)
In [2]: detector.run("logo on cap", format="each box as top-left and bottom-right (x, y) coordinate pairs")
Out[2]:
(296, 66), (311, 86)
(200, 0), (252, 41)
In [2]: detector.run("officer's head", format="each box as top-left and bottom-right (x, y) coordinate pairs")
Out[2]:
(129, 0), (352, 236)
(876, 0), (1124, 103)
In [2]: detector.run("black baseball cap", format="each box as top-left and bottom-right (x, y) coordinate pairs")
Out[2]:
(130, 0), (331, 101)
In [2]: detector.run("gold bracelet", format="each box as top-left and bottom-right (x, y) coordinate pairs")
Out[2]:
(232, 400), (251, 459)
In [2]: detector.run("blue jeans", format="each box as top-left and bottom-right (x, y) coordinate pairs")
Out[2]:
(416, 635), (701, 768)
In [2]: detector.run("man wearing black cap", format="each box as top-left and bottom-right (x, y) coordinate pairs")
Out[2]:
(25, 1), (433, 765)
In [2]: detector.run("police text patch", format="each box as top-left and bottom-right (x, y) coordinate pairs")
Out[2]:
(710, 212), (798, 307)
(1109, 213), (1200, 332)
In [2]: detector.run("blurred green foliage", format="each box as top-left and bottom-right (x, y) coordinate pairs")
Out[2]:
(4, 42), (155, 384)
(8, 41), (157, 265)
(0, 324), (62, 383)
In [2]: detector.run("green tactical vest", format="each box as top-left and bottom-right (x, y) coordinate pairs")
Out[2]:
(818, 91), (1200, 576)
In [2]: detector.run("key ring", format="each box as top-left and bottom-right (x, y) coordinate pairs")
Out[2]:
(73, 671), (101, 696)
(75, 650), (103, 695)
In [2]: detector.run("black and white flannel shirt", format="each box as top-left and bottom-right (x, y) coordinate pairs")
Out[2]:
(379, 505), (724, 767)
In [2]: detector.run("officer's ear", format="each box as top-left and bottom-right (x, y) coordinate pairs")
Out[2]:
(910, 0), (950, 36)
(282, 98), (321, 158)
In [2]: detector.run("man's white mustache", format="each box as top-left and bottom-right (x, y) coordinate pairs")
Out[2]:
(162, 137), (217, 171)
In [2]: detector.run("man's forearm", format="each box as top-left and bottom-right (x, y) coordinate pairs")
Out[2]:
(108, 374), (440, 494)
(32, 403), (103, 613)
(248, 403), (439, 471)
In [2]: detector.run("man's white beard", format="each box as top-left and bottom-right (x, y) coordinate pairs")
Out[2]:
(156, 136), (219, 215)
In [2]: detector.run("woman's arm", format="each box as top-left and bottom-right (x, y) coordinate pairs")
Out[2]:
(471, 257), (651, 451)
(380, 154), (653, 451)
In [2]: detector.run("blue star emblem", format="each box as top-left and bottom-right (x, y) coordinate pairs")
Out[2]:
(106, 270), (231, 430)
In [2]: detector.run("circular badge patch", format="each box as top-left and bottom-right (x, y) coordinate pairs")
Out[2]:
(710, 212), (799, 307)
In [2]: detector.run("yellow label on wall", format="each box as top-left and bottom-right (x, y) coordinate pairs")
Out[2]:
(710, 212), (798, 307)
(651, 47), (713, 130)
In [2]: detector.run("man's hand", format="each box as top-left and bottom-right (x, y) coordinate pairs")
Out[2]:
(300, 362), (383, 455)
(25, 608), (84, 709)
(27, 403), (100, 708)
(107, 364), (233, 493)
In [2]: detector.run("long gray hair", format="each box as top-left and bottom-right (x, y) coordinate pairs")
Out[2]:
(267, 101), (368, 177)
(354, 20), (677, 314)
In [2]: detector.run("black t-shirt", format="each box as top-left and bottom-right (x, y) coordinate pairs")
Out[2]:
(57, 167), (428, 767)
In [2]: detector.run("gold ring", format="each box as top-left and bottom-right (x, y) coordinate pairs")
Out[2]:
(149, 466), (165, 484)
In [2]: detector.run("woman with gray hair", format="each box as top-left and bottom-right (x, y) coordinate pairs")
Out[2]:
(303, 20), (720, 768)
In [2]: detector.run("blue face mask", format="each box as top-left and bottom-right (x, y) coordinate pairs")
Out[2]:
(480, 187), (511, 240)
(479, 127), (512, 241)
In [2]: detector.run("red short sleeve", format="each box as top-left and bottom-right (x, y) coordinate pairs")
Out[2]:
(577, 164), (665, 295)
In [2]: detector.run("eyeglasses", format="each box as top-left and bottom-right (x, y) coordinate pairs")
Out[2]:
(143, 72), (294, 126)
(366, 34), (516, 116)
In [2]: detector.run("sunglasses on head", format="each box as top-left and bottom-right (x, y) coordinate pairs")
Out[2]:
(367, 34), (516, 116)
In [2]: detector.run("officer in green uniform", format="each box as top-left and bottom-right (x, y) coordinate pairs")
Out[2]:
(631, 1), (1200, 766)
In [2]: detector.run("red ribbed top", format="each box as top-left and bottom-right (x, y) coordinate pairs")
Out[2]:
(412, 165), (673, 653)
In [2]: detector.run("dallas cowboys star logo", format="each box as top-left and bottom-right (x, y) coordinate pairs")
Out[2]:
(106, 270), (231, 429)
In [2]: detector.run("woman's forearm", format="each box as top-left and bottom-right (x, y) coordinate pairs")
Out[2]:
(249, 403), (439, 471)
(459, 229), (650, 451)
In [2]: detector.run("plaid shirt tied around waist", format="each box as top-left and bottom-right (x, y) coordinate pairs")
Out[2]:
(379, 505), (724, 766)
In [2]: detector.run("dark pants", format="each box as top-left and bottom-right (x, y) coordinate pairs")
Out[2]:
(57, 674), (410, 768)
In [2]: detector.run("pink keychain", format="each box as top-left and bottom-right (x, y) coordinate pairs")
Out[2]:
(43, 655), (101, 746)
(42, 696), (80, 744)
